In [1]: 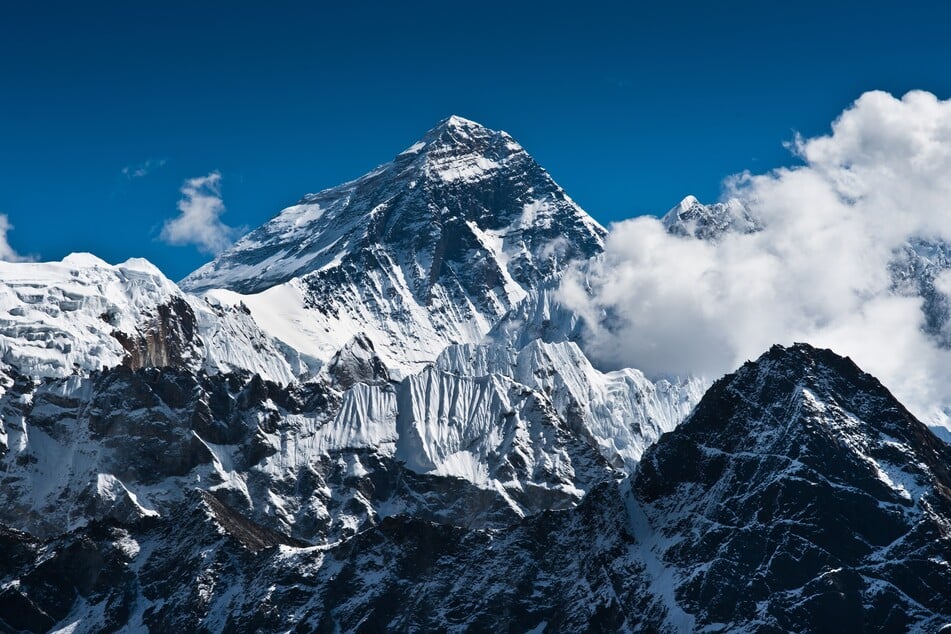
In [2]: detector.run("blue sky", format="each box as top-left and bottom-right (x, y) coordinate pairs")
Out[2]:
(2, 1), (950, 280)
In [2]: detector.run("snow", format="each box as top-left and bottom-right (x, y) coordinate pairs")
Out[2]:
(50, 621), (82, 634)
(179, 115), (605, 379)
(0, 254), (306, 384)
(443, 114), (480, 129)
(437, 340), (704, 468)
(114, 530), (141, 558)
(399, 141), (426, 155)
(431, 450), (490, 482)
(0, 255), (178, 376)
(318, 250), (347, 272)
(395, 367), (512, 479)
(801, 387), (929, 504)
(465, 220), (528, 305)
(96, 474), (160, 518)
(624, 481), (697, 631)
(314, 383), (398, 454)
(676, 195), (700, 210)
(430, 155), (501, 183)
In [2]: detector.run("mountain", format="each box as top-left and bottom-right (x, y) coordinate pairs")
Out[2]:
(633, 343), (951, 630)
(4, 344), (948, 631)
(891, 237), (951, 349)
(182, 115), (606, 376)
(0, 253), (307, 383)
(661, 195), (760, 240)
(0, 334), (697, 544)
(0, 119), (692, 552)
(4, 117), (950, 632)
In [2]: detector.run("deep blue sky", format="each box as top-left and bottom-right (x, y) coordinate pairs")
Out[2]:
(2, 1), (949, 280)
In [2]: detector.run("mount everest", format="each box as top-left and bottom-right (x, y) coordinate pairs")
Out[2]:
(0, 116), (949, 632)
(182, 115), (604, 377)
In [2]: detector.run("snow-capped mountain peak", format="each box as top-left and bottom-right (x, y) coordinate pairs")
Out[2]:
(661, 194), (760, 240)
(183, 117), (606, 375)
(419, 114), (506, 143)
(674, 194), (700, 210)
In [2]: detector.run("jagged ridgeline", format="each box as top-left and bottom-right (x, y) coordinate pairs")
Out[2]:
(0, 118), (949, 632)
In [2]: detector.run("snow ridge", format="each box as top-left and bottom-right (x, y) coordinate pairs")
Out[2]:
(0, 255), (306, 384)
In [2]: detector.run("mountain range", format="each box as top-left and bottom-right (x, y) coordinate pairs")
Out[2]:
(0, 117), (948, 632)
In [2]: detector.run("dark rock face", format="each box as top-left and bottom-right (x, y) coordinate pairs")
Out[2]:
(325, 334), (390, 390)
(635, 343), (951, 631)
(0, 359), (621, 547)
(0, 365), (339, 539)
(3, 344), (949, 632)
(112, 297), (200, 370)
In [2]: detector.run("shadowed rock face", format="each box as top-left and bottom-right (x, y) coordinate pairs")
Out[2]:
(3, 333), (666, 548)
(0, 362), (606, 544)
(112, 297), (200, 370)
(2, 344), (949, 632)
(324, 334), (390, 390)
(634, 343), (951, 631)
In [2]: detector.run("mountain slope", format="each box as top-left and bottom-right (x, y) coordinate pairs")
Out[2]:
(182, 116), (606, 375)
(635, 343), (951, 631)
(0, 336), (696, 544)
(5, 344), (949, 632)
(0, 254), (307, 383)
(0, 119), (689, 556)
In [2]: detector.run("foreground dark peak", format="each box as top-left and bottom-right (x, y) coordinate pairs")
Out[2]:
(635, 342), (951, 630)
(666, 341), (945, 455)
(638, 342), (951, 511)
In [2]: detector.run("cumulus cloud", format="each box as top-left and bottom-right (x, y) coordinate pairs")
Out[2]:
(560, 90), (951, 424)
(122, 158), (166, 179)
(160, 171), (238, 255)
(0, 214), (35, 262)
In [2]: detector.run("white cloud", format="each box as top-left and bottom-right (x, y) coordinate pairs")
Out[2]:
(560, 90), (951, 424)
(0, 214), (35, 262)
(122, 158), (166, 179)
(160, 171), (237, 255)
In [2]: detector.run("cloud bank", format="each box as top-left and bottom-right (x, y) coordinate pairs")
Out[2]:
(0, 215), (35, 262)
(561, 90), (951, 423)
(161, 171), (237, 255)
